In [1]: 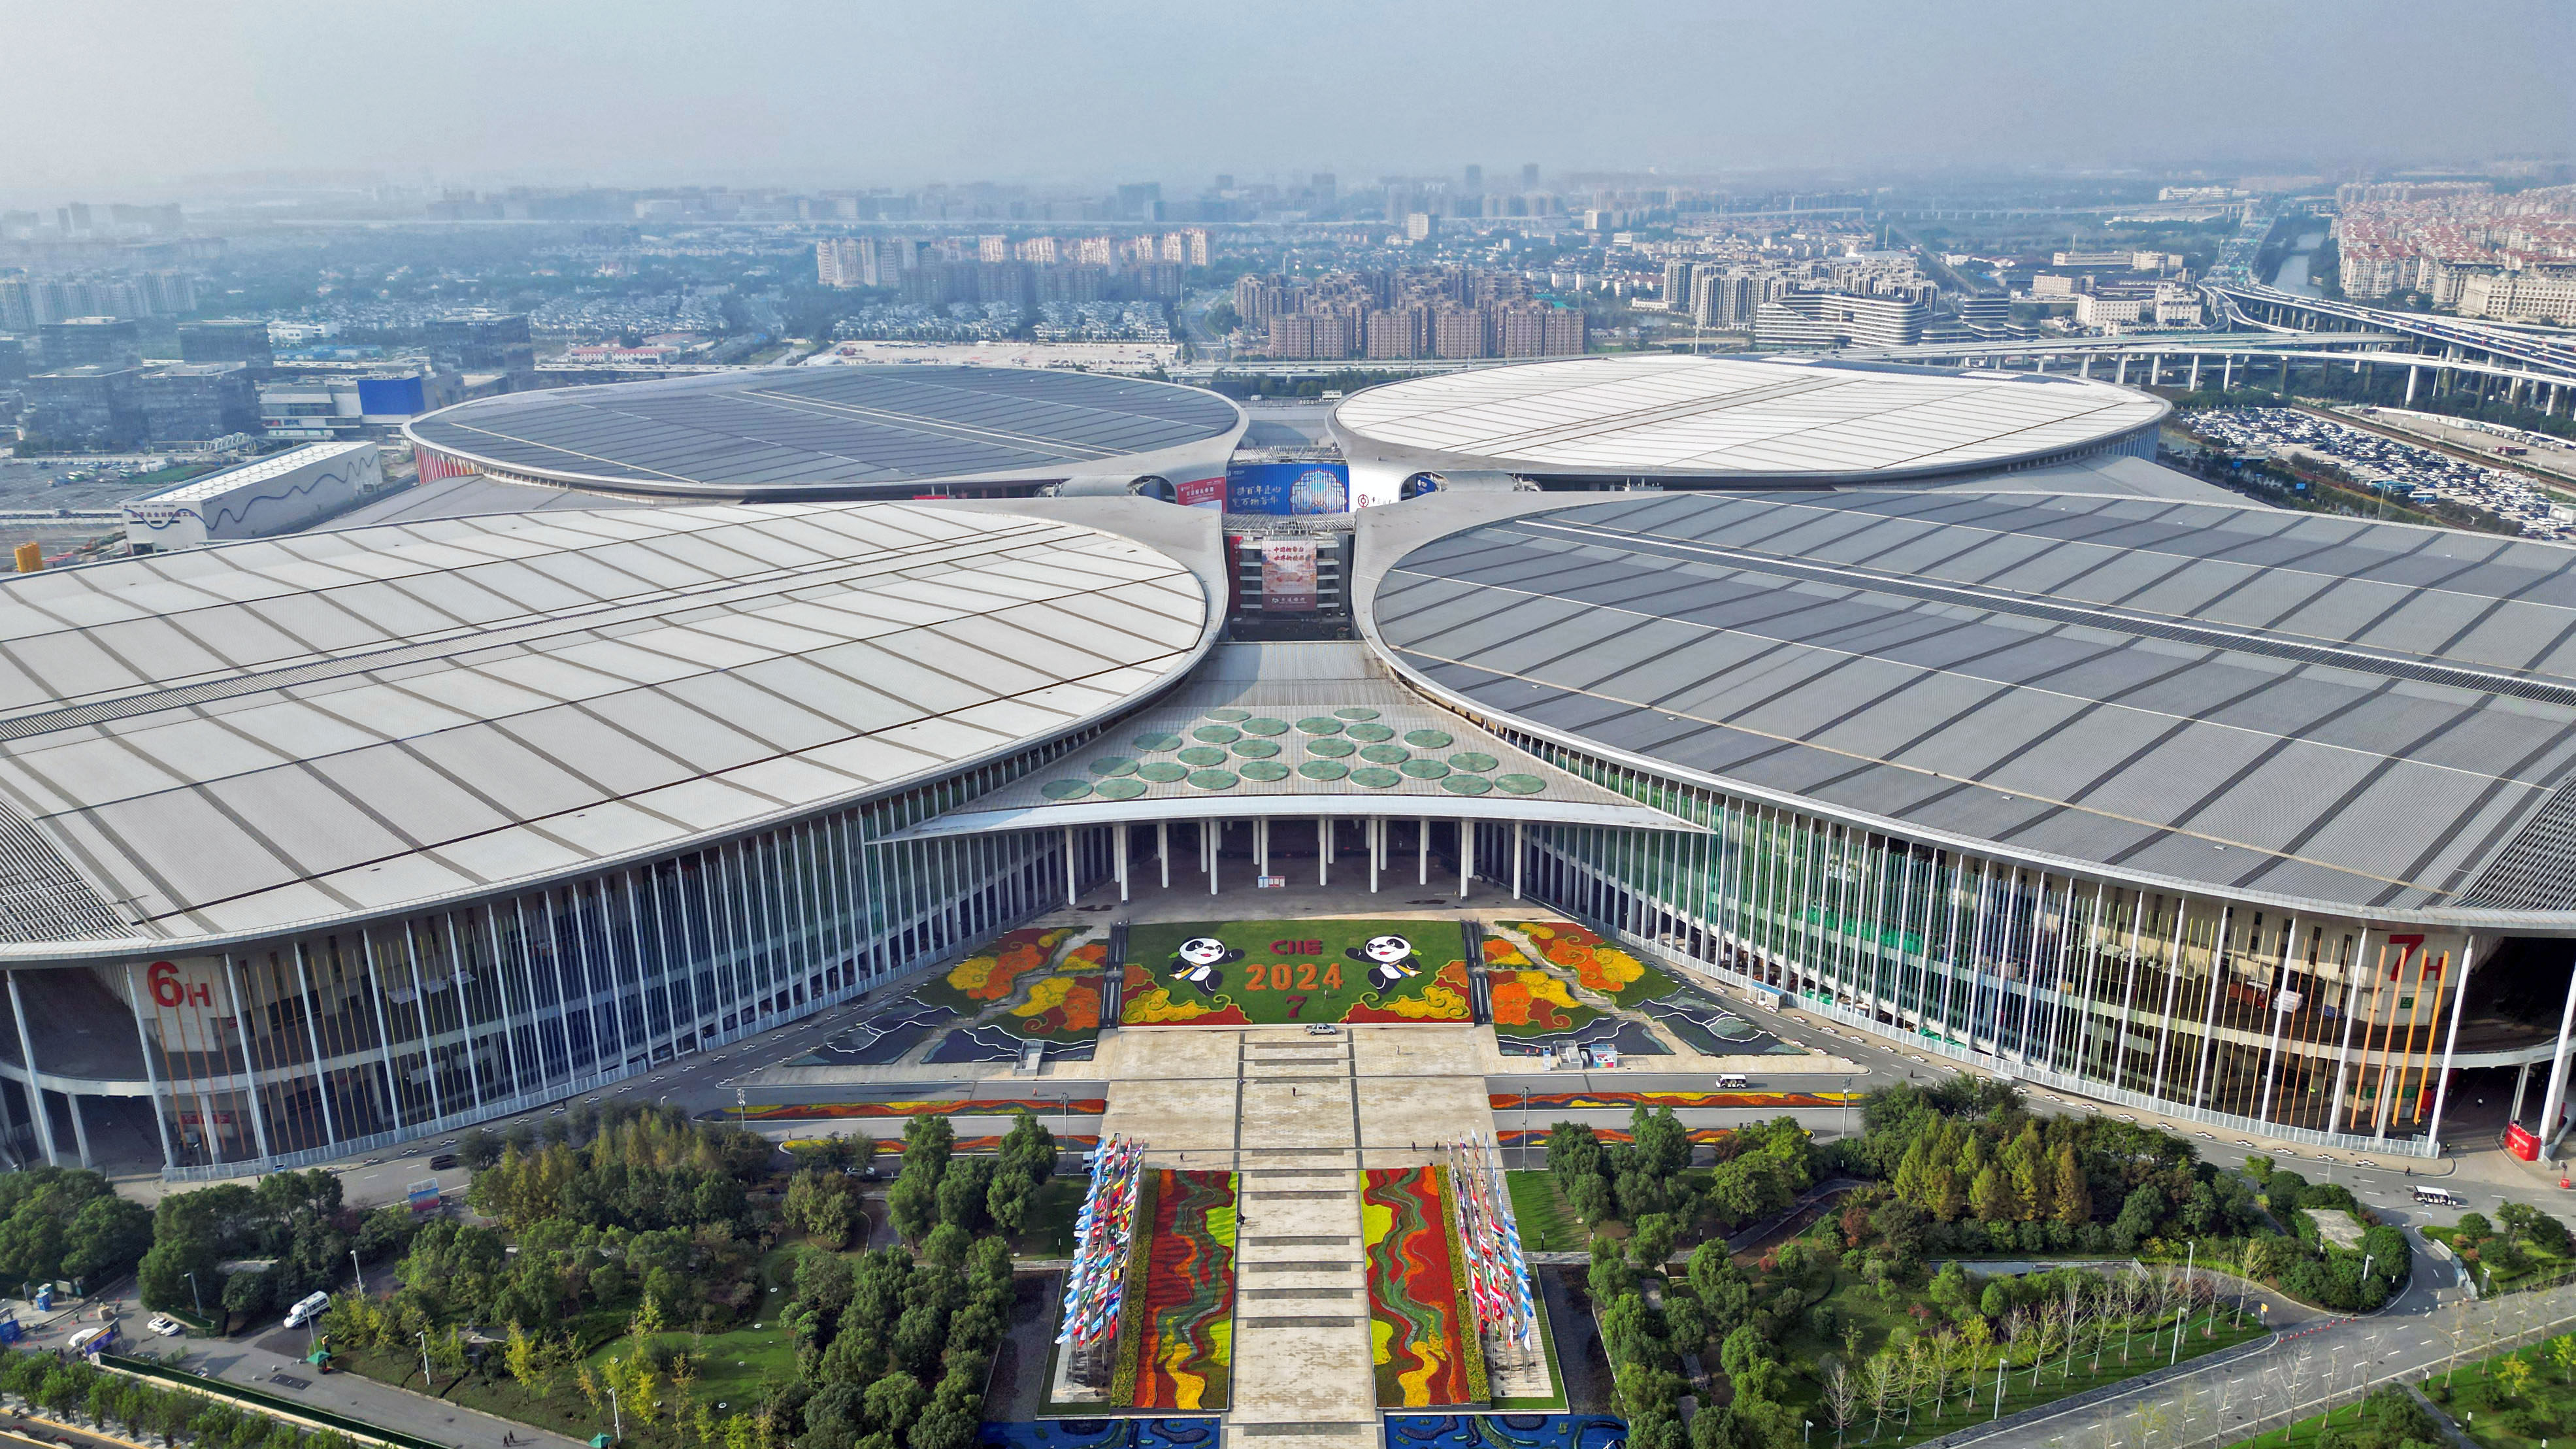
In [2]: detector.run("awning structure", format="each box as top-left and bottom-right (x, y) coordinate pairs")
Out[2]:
(889, 641), (1702, 841)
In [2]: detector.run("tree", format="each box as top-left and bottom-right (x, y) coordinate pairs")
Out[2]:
(220, 1268), (271, 1328)
(1629, 1214), (1677, 1269)
(900, 1118), (953, 1180)
(861, 1372), (923, 1436)
(61, 1195), (152, 1287)
(2051, 1143), (2090, 1226)
(504, 1322), (552, 1399)
(2495, 1352), (2534, 1403)
(1630, 1105), (1693, 1180)
(886, 1172), (937, 1244)
(1970, 1167), (2013, 1225)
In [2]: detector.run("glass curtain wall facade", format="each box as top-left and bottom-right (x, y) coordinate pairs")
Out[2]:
(1474, 725), (2481, 1157)
(126, 735), (1119, 1178)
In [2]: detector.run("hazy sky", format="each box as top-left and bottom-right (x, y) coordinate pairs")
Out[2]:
(5, 0), (2571, 196)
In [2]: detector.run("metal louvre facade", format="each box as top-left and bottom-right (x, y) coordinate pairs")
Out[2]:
(1461, 731), (2473, 1157)
(132, 743), (1122, 1176)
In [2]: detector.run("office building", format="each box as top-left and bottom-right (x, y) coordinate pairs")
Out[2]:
(39, 316), (142, 371)
(424, 312), (535, 376)
(22, 365), (144, 448)
(178, 320), (275, 372)
(137, 363), (257, 443)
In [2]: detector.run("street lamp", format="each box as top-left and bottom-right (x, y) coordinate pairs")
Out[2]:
(183, 1271), (202, 1319)
(350, 1249), (364, 1297)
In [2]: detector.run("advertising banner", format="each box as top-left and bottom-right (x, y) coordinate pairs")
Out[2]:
(1178, 476), (1226, 510)
(1227, 461), (1350, 516)
(1261, 539), (1318, 612)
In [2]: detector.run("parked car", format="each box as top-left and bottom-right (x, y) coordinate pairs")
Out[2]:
(146, 1314), (182, 1337)
(427, 1154), (459, 1171)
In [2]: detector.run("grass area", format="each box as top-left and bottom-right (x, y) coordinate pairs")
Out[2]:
(2421, 1336), (2576, 1448)
(334, 1242), (818, 1446)
(2420, 1226), (2576, 1295)
(1759, 1256), (2271, 1449)
(1016, 1176), (1087, 1257)
(1123, 919), (1472, 1025)
(1505, 1171), (1583, 1256)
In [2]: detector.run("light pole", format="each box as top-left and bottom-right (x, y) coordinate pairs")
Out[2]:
(1841, 1076), (1853, 1139)
(183, 1271), (201, 1319)
(350, 1249), (364, 1297)
(419, 1329), (434, 1390)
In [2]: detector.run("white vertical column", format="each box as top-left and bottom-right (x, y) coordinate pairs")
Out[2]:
(1513, 821), (1525, 900)
(2423, 938), (2481, 1150)
(1318, 818), (1329, 888)
(1459, 821), (1475, 899)
(1369, 817), (1381, 894)
(2537, 959), (2576, 1154)
(292, 944), (340, 1147)
(7, 970), (58, 1166)
(2254, 917), (2300, 1122)
(1158, 822), (1170, 890)
(222, 958), (275, 1162)
(1115, 825), (1130, 903)
(1063, 825), (1078, 905)
(1418, 817), (1430, 886)
(123, 962), (176, 1171)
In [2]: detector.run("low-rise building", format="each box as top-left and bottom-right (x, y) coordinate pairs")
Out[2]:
(122, 441), (384, 553)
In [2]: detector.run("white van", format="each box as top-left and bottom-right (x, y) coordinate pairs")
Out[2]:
(1715, 1074), (1751, 1090)
(2413, 1185), (2463, 1208)
(282, 1291), (331, 1329)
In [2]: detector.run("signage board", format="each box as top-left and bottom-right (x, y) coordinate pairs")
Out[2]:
(1227, 462), (1350, 516)
(1261, 539), (1317, 612)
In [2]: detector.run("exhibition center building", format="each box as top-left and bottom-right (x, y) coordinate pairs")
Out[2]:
(1, 354), (2571, 1178)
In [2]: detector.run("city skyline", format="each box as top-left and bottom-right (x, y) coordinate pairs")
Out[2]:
(2, 0), (2571, 199)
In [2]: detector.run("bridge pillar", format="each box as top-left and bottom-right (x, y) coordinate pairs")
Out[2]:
(2079, 354), (2092, 378)
(2405, 365), (2419, 404)
(2222, 354), (2234, 391)
(2188, 355), (2201, 391)
(2149, 354), (2162, 387)
(2115, 356), (2128, 385)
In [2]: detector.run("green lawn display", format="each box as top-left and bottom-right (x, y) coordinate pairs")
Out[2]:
(1121, 920), (1474, 1025)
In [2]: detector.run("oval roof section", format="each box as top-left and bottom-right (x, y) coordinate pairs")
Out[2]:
(1368, 490), (2576, 916)
(1332, 354), (2166, 481)
(406, 365), (1244, 497)
(0, 503), (1209, 944)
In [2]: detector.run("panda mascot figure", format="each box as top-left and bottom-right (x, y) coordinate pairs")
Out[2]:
(1347, 934), (1423, 993)
(1168, 937), (1243, 995)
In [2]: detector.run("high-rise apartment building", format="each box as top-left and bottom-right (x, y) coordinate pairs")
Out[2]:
(1521, 163), (1540, 188)
(1405, 213), (1436, 242)
(1663, 260), (1697, 308)
(978, 235), (1010, 262)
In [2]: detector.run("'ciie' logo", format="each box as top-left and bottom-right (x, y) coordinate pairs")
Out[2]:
(146, 961), (212, 1008)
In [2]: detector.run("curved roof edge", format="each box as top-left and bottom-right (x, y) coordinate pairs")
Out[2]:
(403, 371), (1249, 503)
(1330, 354), (2169, 488)
(0, 498), (1229, 966)
(1348, 491), (2576, 936)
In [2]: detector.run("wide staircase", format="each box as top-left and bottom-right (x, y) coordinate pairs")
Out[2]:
(1225, 1030), (1380, 1449)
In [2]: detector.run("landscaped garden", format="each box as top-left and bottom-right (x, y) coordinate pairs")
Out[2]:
(2420, 1323), (2576, 1448)
(314, 1106), (1060, 1449)
(1122, 919), (1473, 1025)
(2421, 1200), (2576, 1297)
(1534, 1076), (2403, 1449)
